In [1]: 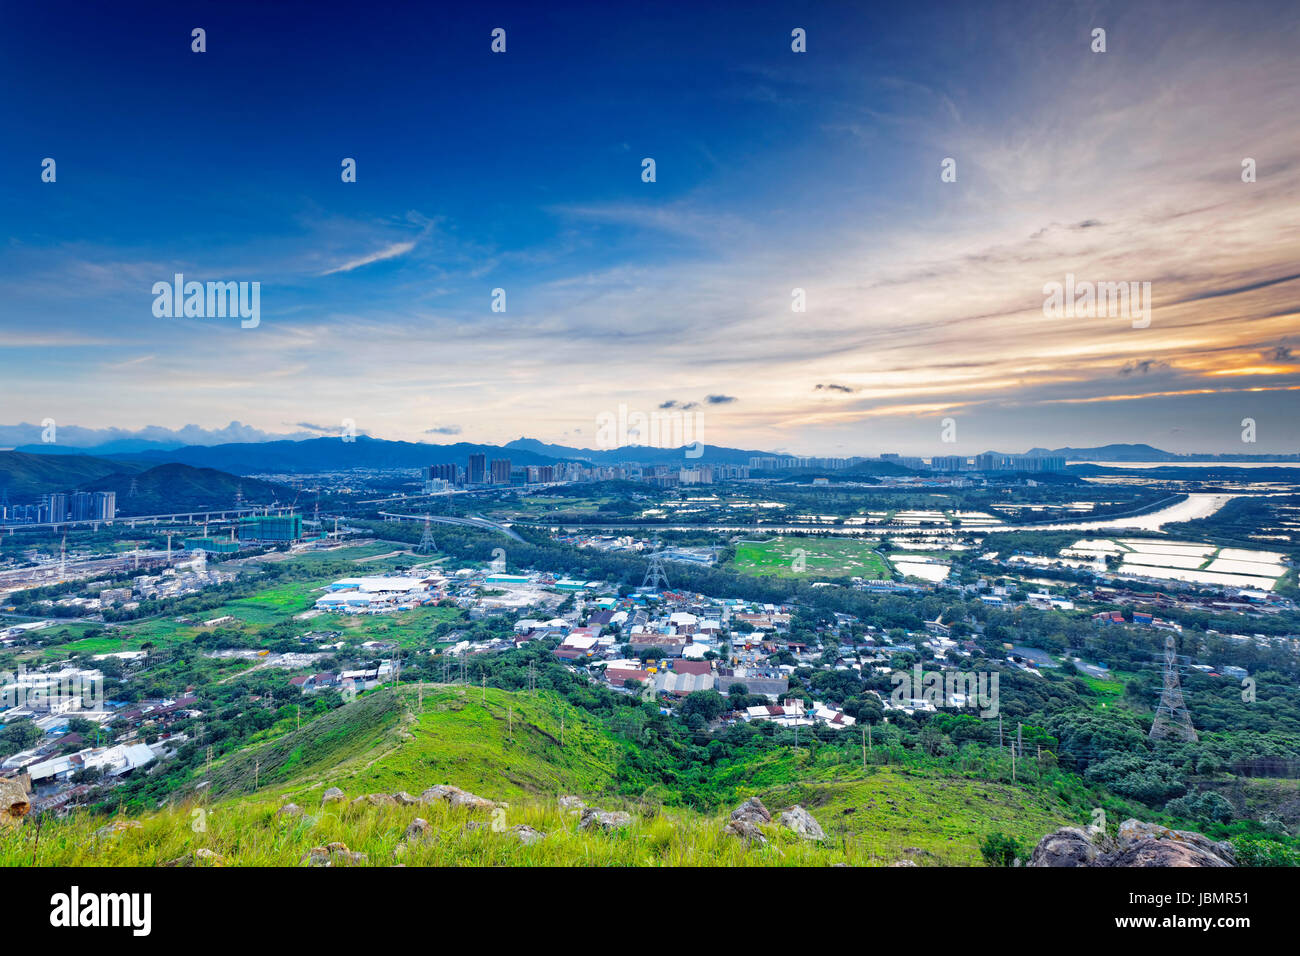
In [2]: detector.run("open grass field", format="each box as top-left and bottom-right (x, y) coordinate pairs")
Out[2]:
(42, 546), (466, 659)
(0, 685), (1087, 866)
(731, 537), (891, 579)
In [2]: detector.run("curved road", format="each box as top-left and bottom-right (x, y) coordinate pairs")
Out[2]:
(376, 511), (526, 543)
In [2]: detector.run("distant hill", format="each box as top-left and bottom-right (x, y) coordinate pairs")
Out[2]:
(0, 451), (289, 515)
(0, 450), (148, 500)
(1025, 443), (1179, 461)
(1026, 443), (1298, 462)
(504, 437), (772, 466)
(81, 463), (291, 516)
(109, 436), (570, 474)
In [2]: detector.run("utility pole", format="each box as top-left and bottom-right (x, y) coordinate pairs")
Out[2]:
(861, 726), (866, 769)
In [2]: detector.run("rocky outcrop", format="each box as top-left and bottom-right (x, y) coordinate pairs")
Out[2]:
(404, 818), (434, 842)
(276, 802), (303, 819)
(1028, 819), (1234, 867)
(1110, 820), (1234, 867)
(350, 793), (398, 809)
(578, 808), (632, 832)
(303, 842), (368, 867)
(163, 848), (225, 867)
(321, 787), (347, 806)
(419, 785), (498, 811)
(779, 805), (826, 841)
(94, 820), (143, 840)
(0, 778), (29, 829)
(1028, 827), (1103, 867)
(730, 797), (771, 825)
(558, 795), (586, 812)
(722, 819), (767, 845)
(392, 791), (418, 805)
(510, 824), (545, 845)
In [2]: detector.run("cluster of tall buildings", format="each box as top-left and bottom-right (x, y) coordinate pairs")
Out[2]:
(0, 490), (116, 525)
(746, 452), (1067, 474)
(424, 455), (518, 491)
(749, 456), (859, 470)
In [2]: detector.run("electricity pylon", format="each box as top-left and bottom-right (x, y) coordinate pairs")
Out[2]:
(642, 540), (670, 591)
(1150, 635), (1197, 742)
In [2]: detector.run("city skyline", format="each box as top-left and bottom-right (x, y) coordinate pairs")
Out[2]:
(3, 0), (1298, 456)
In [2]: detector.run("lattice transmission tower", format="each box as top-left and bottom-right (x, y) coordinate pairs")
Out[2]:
(1149, 634), (1197, 742)
(642, 541), (670, 591)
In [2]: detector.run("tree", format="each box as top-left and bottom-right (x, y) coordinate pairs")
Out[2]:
(979, 832), (1026, 867)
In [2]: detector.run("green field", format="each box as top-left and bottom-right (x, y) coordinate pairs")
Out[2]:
(42, 544), (464, 659)
(1, 685), (1083, 866)
(731, 537), (891, 579)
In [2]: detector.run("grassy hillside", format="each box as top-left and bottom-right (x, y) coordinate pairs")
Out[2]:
(0, 450), (145, 499)
(0, 684), (1097, 866)
(200, 685), (626, 804)
(82, 463), (289, 515)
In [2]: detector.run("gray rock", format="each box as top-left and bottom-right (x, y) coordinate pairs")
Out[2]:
(1028, 819), (1234, 868)
(779, 805), (826, 841)
(1116, 820), (1235, 864)
(730, 796), (771, 825)
(418, 785), (497, 811)
(276, 802), (303, 819)
(579, 808), (632, 832)
(511, 824), (545, 845)
(392, 791), (418, 805)
(1028, 827), (1101, 867)
(94, 820), (143, 840)
(722, 819), (767, 845)
(404, 818), (434, 841)
(303, 842), (367, 867)
(351, 793), (398, 809)
(321, 787), (347, 806)
(163, 848), (225, 867)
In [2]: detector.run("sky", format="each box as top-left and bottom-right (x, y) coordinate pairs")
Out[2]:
(1, 0), (1298, 456)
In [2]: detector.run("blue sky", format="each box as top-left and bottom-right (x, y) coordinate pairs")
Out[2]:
(2, 0), (1298, 455)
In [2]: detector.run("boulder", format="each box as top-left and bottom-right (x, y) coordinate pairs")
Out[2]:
(404, 818), (434, 841)
(1027, 819), (1234, 868)
(558, 795), (586, 811)
(730, 796), (771, 825)
(321, 787), (347, 806)
(511, 825), (545, 846)
(0, 778), (30, 829)
(419, 785), (497, 811)
(351, 793), (398, 809)
(779, 805), (826, 841)
(163, 848), (225, 867)
(722, 819), (767, 846)
(578, 808), (632, 832)
(1116, 820), (1235, 864)
(276, 803), (303, 819)
(1027, 827), (1102, 867)
(392, 791), (418, 805)
(94, 820), (143, 840)
(303, 842), (368, 867)
(890, 859), (919, 867)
